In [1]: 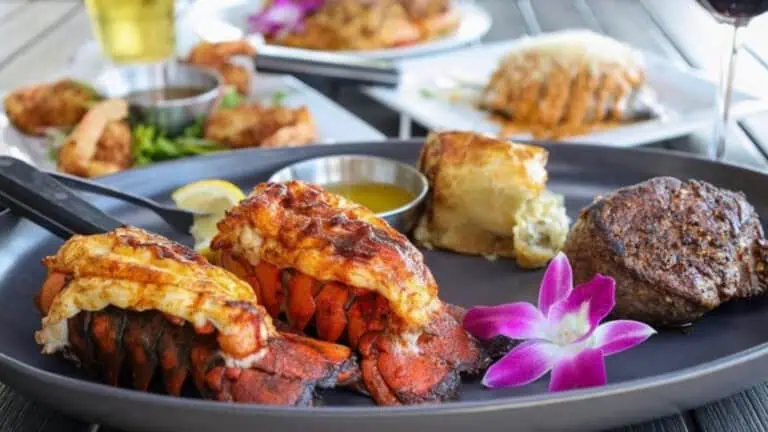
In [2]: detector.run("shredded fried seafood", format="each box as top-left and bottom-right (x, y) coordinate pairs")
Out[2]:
(211, 181), (491, 405)
(185, 41), (256, 95)
(3, 79), (100, 136)
(204, 103), (317, 148)
(481, 30), (658, 139)
(268, 0), (460, 51)
(35, 227), (359, 406)
(56, 99), (132, 178)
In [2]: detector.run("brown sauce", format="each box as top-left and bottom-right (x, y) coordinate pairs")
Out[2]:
(127, 86), (206, 104)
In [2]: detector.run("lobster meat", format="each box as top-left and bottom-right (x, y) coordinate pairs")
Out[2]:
(211, 181), (491, 405)
(35, 227), (359, 406)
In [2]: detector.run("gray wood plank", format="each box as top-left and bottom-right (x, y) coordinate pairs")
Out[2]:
(0, 7), (91, 88)
(0, 1), (80, 85)
(729, 17), (768, 161)
(525, 0), (599, 32)
(0, 384), (84, 432)
(586, 0), (687, 64)
(694, 385), (768, 432)
(613, 415), (691, 432)
(639, 0), (768, 171)
(481, 0), (528, 42)
(0, 1), (26, 21)
(640, 0), (768, 97)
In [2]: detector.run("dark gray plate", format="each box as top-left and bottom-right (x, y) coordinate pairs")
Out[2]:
(1, 140), (768, 432)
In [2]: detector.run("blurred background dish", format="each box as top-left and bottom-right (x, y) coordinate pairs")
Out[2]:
(184, 0), (492, 60)
(365, 36), (767, 147)
(96, 62), (221, 136)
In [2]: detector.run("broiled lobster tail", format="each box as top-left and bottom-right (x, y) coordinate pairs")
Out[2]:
(35, 227), (360, 406)
(65, 307), (359, 405)
(212, 181), (491, 405)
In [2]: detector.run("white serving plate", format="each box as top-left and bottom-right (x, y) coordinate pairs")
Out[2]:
(183, 0), (492, 60)
(0, 66), (385, 171)
(364, 39), (768, 147)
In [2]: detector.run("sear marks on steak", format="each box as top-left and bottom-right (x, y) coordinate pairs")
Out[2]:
(563, 176), (768, 326)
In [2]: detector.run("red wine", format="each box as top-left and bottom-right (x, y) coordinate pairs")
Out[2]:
(696, 0), (768, 21)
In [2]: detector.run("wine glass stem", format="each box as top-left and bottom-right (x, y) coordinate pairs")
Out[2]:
(712, 22), (745, 160)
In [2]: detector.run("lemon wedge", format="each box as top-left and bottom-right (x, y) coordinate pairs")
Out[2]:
(171, 180), (245, 257)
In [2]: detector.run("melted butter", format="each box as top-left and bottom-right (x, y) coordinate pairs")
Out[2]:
(325, 182), (415, 214)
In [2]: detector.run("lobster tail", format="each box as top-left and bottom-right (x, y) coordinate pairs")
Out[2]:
(211, 181), (491, 405)
(63, 308), (361, 406)
(35, 227), (361, 407)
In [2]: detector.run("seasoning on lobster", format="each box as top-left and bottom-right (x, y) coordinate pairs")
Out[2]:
(34, 227), (359, 406)
(211, 180), (492, 405)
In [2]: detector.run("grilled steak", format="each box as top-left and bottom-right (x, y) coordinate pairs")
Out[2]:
(562, 176), (768, 326)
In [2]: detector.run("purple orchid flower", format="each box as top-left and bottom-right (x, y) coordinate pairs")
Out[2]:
(247, 0), (324, 37)
(463, 252), (655, 392)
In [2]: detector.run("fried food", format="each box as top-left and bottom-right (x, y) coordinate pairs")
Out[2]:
(414, 131), (569, 269)
(3, 79), (100, 136)
(35, 227), (359, 406)
(268, 0), (459, 51)
(185, 41), (255, 95)
(563, 177), (768, 326)
(56, 99), (132, 178)
(481, 30), (659, 139)
(211, 181), (489, 405)
(204, 103), (317, 148)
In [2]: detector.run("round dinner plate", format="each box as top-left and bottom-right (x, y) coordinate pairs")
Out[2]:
(2, 140), (768, 432)
(184, 0), (492, 60)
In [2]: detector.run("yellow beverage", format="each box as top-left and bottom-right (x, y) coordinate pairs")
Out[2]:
(85, 0), (176, 64)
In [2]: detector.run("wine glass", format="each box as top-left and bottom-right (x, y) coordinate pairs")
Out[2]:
(694, 0), (768, 160)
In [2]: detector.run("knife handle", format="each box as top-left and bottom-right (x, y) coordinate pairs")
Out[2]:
(255, 45), (400, 88)
(0, 156), (122, 239)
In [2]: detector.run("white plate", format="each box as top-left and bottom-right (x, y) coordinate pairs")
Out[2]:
(364, 39), (768, 147)
(183, 0), (492, 60)
(0, 45), (386, 171)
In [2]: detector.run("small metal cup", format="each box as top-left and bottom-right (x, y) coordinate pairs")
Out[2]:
(269, 155), (429, 233)
(94, 62), (221, 136)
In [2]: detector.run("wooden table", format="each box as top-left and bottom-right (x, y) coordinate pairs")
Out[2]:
(2, 0), (768, 431)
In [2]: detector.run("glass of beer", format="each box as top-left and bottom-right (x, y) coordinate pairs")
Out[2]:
(85, 0), (176, 64)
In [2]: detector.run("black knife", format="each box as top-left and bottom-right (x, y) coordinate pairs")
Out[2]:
(0, 156), (122, 239)
(254, 44), (400, 88)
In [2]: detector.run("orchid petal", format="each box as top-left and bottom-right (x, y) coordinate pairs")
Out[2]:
(463, 303), (547, 340)
(592, 320), (656, 356)
(482, 341), (562, 388)
(547, 274), (615, 338)
(548, 348), (607, 392)
(538, 252), (573, 316)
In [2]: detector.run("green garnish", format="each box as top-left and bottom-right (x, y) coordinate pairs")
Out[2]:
(132, 123), (223, 166)
(219, 87), (244, 110)
(182, 116), (206, 138)
(48, 146), (59, 162)
(419, 87), (436, 98)
(271, 89), (288, 106)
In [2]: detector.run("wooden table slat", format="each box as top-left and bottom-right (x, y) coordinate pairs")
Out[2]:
(640, 0), (768, 97)
(692, 386), (768, 432)
(0, 8), (91, 88)
(586, 0), (688, 64)
(0, 2), (80, 87)
(613, 415), (691, 432)
(527, 0), (600, 32)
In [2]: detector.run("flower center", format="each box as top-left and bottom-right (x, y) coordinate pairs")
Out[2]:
(551, 304), (590, 346)
(266, 5), (302, 24)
